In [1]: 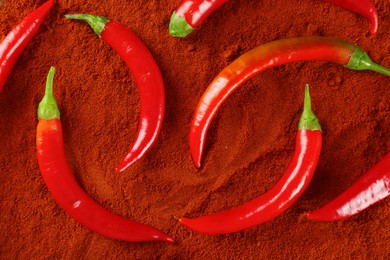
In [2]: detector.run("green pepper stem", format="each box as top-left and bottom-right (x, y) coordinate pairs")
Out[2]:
(346, 46), (390, 76)
(363, 62), (390, 76)
(298, 85), (321, 131)
(169, 11), (195, 38)
(65, 14), (109, 38)
(38, 67), (60, 120)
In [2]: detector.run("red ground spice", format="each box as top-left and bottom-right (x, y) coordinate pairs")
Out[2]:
(0, 0), (389, 258)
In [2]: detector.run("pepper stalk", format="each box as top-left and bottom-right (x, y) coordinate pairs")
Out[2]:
(38, 66), (60, 120)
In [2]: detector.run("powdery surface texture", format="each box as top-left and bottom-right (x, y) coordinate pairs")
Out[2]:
(0, 0), (389, 258)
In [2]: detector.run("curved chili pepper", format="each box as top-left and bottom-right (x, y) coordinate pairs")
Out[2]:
(325, 0), (378, 35)
(37, 67), (173, 243)
(180, 85), (322, 234)
(169, 0), (229, 38)
(191, 36), (390, 168)
(169, 0), (378, 37)
(65, 14), (165, 173)
(307, 152), (390, 221)
(0, 0), (54, 93)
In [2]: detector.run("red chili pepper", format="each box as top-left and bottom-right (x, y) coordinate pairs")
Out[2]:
(65, 14), (165, 173)
(0, 0), (54, 93)
(325, 0), (378, 35)
(180, 85), (322, 234)
(37, 67), (173, 243)
(191, 36), (390, 169)
(307, 152), (390, 221)
(169, 0), (229, 37)
(169, 0), (378, 37)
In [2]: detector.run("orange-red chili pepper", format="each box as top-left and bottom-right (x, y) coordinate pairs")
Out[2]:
(180, 85), (322, 234)
(0, 0), (53, 93)
(190, 36), (390, 169)
(65, 14), (165, 173)
(307, 152), (390, 221)
(36, 67), (173, 243)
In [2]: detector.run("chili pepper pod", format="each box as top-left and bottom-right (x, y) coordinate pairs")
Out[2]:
(65, 14), (165, 173)
(169, 0), (378, 38)
(36, 67), (174, 243)
(307, 152), (390, 221)
(0, 0), (54, 93)
(325, 0), (378, 35)
(191, 36), (390, 169)
(180, 85), (322, 234)
(169, 0), (229, 37)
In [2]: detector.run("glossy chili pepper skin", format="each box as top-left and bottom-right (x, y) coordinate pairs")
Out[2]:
(169, 0), (378, 38)
(0, 0), (54, 93)
(307, 152), (390, 221)
(326, 0), (378, 34)
(180, 86), (322, 234)
(191, 36), (390, 168)
(169, 0), (229, 37)
(65, 14), (165, 173)
(37, 67), (173, 243)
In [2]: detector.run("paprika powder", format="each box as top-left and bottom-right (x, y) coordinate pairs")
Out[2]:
(0, 0), (389, 258)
